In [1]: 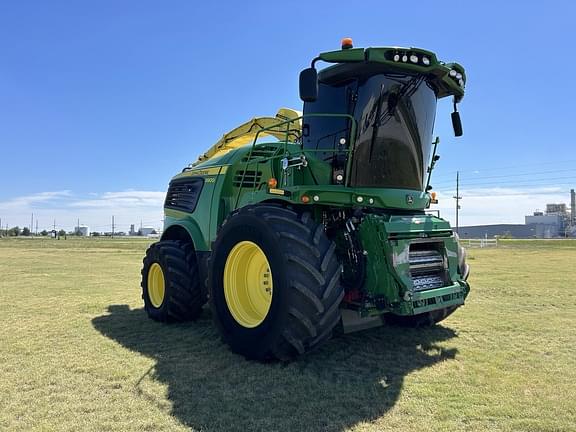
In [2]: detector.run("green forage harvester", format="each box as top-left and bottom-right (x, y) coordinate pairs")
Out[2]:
(140, 38), (470, 361)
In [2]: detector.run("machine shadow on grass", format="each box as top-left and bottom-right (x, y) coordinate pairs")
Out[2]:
(92, 305), (458, 432)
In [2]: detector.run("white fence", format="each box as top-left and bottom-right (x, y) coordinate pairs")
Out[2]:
(461, 238), (498, 248)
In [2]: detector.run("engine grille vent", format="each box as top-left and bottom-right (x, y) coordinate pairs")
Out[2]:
(409, 246), (447, 291)
(233, 170), (262, 188)
(242, 146), (278, 162)
(164, 178), (204, 213)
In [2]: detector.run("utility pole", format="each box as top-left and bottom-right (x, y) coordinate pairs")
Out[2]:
(53, 219), (56, 231)
(77, 218), (80, 235)
(453, 171), (462, 234)
(31, 213), (34, 234)
(112, 215), (115, 239)
(35, 219), (38, 235)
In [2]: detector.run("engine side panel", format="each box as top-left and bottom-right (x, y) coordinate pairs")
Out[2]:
(358, 213), (469, 316)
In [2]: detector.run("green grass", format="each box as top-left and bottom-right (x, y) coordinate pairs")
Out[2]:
(1, 237), (575, 431)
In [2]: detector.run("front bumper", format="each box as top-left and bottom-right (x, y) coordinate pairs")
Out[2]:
(395, 280), (470, 316)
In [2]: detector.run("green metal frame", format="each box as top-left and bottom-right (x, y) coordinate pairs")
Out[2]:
(233, 113), (358, 208)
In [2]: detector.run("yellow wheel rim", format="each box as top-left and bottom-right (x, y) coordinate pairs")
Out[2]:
(148, 262), (165, 308)
(223, 241), (273, 328)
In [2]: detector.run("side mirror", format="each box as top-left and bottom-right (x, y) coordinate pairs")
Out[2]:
(451, 111), (463, 137)
(299, 68), (318, 102)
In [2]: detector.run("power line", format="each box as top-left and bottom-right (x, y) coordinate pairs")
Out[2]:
(434, 171), (576, 187)
(432, 159), (576, 180)
(434, 175), (576, 189)
(433, 168), (576, 185)
(438, 189), (571, 198)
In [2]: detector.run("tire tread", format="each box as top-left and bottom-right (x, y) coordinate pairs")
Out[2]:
(210, 204), (344, 360)
(141, 240), (206, 323)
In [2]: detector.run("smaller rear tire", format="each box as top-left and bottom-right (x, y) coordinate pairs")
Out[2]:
(141, 240), (205, 322)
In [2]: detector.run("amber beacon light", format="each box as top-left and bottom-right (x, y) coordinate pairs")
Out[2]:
(341, 37), (353, 49)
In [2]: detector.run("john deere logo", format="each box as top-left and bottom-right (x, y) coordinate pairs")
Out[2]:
(406, 194), (414, 205)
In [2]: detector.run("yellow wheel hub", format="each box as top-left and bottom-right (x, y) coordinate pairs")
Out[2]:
(223, 241), (273, 328)
(148, 262), (165, 308)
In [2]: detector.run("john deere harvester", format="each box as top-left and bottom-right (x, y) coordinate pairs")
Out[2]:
(141, 39), (470, 360)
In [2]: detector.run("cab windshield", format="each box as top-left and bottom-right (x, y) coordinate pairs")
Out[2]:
(303, 71), (437, 190)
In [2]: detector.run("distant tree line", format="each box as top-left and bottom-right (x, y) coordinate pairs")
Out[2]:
(1, 227), (157, 238)
(1, 227), (69, 237)
(1, 226), (26, 236)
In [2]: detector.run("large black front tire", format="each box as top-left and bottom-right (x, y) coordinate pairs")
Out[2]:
(209, 205), (344, 361)
(141, 240), (205, 322)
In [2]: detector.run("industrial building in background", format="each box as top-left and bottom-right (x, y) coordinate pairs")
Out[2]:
(75, 225), (90, 237)
(460, 188), (576, 239)
(139, 226), (157, 237)
(526, 202), (569, 238)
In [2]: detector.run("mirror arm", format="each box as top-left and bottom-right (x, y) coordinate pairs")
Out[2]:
(425, 137), (440, 192)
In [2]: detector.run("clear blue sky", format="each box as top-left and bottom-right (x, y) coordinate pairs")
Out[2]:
(1, 0), (575, 231)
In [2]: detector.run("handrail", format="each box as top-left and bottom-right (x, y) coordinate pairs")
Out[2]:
(234, 113), (358, 209)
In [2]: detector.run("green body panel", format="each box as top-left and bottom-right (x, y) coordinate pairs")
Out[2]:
(165, 163), (230, 252)
(319, 47), (366, 63)
(161, 44), (470, 317)
(358, 214), (469, 315)
(316, 46), (465, 100)
(164, 208), (209, 250)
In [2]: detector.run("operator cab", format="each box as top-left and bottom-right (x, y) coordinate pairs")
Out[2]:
(300, 39), (465, 192)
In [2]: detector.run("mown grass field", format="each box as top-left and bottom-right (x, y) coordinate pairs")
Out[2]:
(1, 237), (575, 431)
